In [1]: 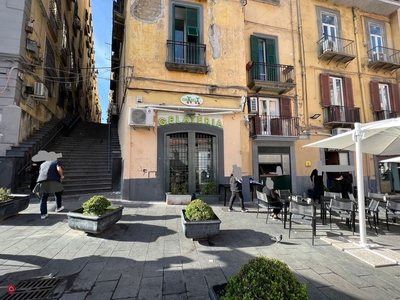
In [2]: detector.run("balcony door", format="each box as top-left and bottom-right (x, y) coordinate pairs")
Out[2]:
(370, 24), (383, 54)
(322, 12), (337, 42)
(172, 5), (199, 64)
(250, 35), (277, 81)
(260, 98), (279, 135)
(329, 76), (346, 121)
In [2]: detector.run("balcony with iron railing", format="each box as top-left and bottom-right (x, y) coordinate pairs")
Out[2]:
(247, 62), (295, 94)
(374, 110), (398, 121)
(317, 35), (356, 65)
(367, 46), (400, 73)
(250, 115), (300, 137)
(325, 0), (400, 16)
(323, 106), (361, 125)
(165, 40), (207, 74)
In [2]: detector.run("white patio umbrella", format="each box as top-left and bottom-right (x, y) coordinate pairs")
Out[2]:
(304, 118), (400, 246)
(380, 156), (400, 163)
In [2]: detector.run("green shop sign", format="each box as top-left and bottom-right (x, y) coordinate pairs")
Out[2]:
(158, 114), (223, 128)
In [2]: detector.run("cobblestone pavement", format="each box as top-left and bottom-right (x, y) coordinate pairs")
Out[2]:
(0, 194), (400, 299)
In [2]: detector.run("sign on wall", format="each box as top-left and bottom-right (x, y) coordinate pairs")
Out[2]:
(158, 112), (223, 128)
(180, 94), (203, 106)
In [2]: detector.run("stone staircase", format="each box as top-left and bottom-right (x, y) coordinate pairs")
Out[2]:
(48, 121), (112, 195)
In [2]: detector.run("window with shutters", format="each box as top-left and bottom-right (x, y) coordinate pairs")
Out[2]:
(320, 73), (359, 123)
(370, 81), (400, 120)
(171, 3), (201, 64)
(258, 97), (292, 135)
(250, 35), (277, 81)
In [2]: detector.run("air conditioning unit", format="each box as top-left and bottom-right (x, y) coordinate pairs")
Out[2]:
(374, 52), (387, 62)
(129, 108), (154, 127)
(332, 128), (351, 136)
(32, 82), (48, 100)
(248, 97), (258, 113)
(322, 40), (338, 53)
(65, 82), (72, 90)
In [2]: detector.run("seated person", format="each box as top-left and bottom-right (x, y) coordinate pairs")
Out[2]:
(263, 178), (283, 219)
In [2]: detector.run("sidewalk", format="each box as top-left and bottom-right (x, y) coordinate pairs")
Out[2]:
(0, 194), (400, 299)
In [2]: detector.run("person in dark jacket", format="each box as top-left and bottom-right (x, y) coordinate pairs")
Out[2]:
(341, 171), (353, 199)
(32, 151), (65, 219)
(263, 177), (283, 219)
(310, 168), (324, 202)
(228, 174), (248, 212)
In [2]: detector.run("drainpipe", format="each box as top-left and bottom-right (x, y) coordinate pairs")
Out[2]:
(353, 8), (373, 192)
(290, 0), (299, 129)
(353, 7), (368, 124)
(296, 0), (309, 130)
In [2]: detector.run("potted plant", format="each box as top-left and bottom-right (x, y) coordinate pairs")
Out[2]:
(166, 182), (192, 205)
(209, 256), (309, 300)
(0, 188), (30, 221)
(67, 195), (123, 234)
(181, 199), (221, 240)
(197, 182), (219, 204)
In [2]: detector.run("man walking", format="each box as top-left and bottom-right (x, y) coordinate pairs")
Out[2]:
(228, 174), (248, 212)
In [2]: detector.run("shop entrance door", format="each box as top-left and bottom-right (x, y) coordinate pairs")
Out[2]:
(166, 132), (217, 195)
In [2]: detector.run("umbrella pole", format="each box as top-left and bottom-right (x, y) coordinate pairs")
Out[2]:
(355, 123), (367, 246)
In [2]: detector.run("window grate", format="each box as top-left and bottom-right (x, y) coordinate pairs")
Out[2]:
(168, 133), (189, 192)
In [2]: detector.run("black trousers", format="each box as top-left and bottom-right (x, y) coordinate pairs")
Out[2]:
(228, 191), (245, 209)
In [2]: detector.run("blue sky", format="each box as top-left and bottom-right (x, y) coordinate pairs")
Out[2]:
(92, 0), (113, 123)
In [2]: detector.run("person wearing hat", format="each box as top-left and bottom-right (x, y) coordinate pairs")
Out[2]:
(32, 151), (65, 219)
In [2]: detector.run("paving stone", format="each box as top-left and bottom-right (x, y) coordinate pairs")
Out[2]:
(85, 280), (118, 300)
(138, 276), (163, 300)
(162, 266), (186, 295)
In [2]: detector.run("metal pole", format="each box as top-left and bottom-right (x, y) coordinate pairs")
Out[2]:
(354, 122), (367, 246)
(108, 121), (111, 173)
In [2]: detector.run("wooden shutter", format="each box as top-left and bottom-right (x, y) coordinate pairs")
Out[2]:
(389, 83), (400, 113)
(280, 98), (292, 118)
(250, 35), (259, 63)
(370, 81), (381, 111)
(270, 118), (282, 135)
(320, 73), (331, 107)
(343, 77), (354, 108)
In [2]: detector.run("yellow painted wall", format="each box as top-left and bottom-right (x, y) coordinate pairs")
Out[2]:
(295, 0), (400, 178)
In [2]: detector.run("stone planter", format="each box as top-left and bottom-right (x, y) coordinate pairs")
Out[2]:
(67, 206), (124, 234)
(195, 194), (220, 204)
(166, 193), (192, 205)
(181, 209), (221, 240)
(0, 194), (30, 221)
(209, 283), (227, 300)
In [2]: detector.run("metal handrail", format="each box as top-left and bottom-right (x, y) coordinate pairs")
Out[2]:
(17, 115), (80, 175)
(108, 122), (111, 173)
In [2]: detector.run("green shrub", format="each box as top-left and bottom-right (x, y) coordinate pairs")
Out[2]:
(0, 188), (13, 203)
(200, 182), (217, 195)
(221, 256), (308, 300)
(82, 195), (112, 216)
(170, 182), (188, 194)
(184, 199), (216, 221)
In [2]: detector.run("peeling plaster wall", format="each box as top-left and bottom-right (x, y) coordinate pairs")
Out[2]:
(208, 24), (221, 59)
(130, 0), (164, 23)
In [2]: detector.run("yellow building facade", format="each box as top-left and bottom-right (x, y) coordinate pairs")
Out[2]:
(297, 0), (400, 194)
(111, 0), (400, 201)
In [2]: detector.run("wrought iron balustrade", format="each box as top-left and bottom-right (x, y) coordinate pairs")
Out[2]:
(166, 40), (206, 66)
(251, 115), (299, 136)
(374, 110), (397, 121)
(323, 106), (360, 124)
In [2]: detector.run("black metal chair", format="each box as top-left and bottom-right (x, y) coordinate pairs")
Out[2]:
(256, 190), (283, 223)
(289, 201), (316, 245)
(328, 197), (355, 235)
(365, 199), (379, 235)
(386, 200), (400, 231)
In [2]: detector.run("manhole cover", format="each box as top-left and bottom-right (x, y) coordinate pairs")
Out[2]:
(0, 277), (60, 300)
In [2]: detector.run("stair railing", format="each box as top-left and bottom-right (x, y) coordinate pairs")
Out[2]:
(17, 115), (81, 176)
(108, 121), (111, 173)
